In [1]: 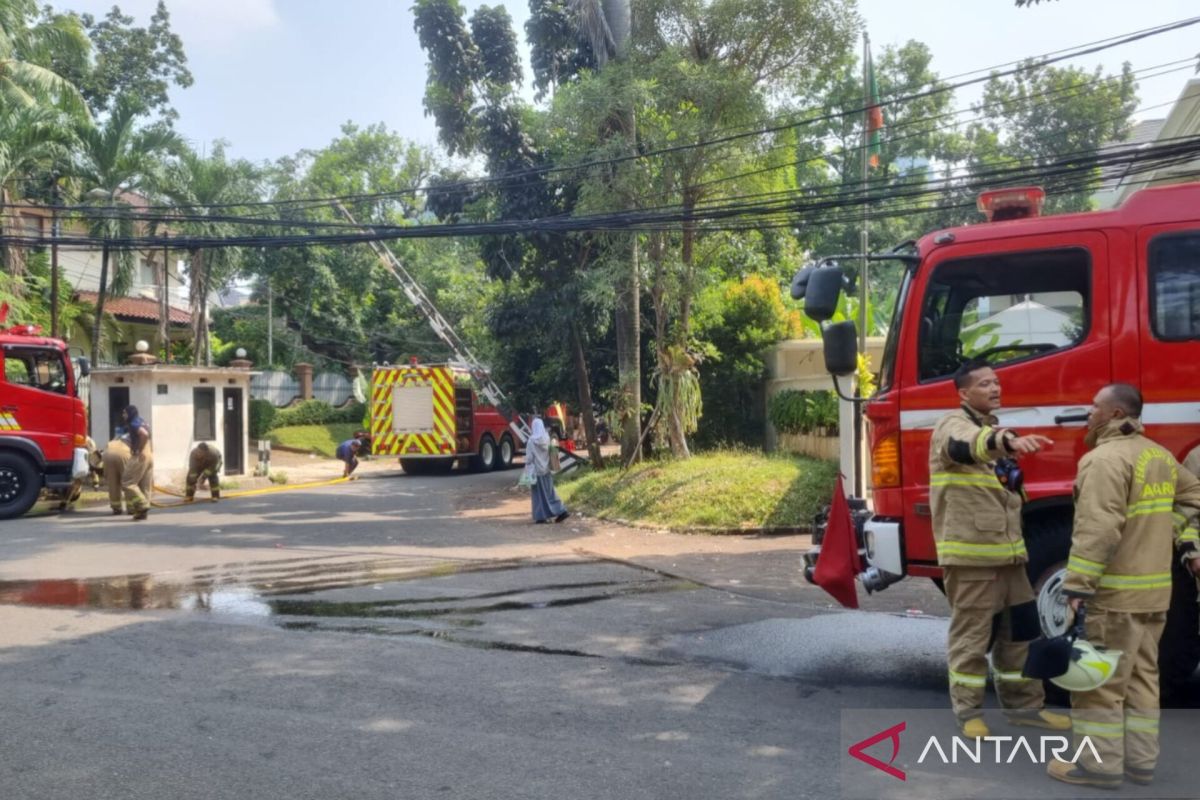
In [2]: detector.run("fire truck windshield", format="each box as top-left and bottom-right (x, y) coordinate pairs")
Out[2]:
(3, 347), (69, 395)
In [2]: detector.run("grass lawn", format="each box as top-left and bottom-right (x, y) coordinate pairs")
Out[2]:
(269, 423), (361, 459)
(558, 449), (838, 531)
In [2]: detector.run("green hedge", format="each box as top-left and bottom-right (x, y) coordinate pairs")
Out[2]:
(249, 399), (277, 440)
(271, 399), (365, 429)
(767, 389), (838, 435)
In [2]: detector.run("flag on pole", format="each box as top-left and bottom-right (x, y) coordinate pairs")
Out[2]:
(865, 44), (884, 169)
(812, 473), (862, 608)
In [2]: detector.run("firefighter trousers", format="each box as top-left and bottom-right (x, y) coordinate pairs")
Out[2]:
(122, 451), (154, 512)
(1070, 608), (1166, 776)
(944, 564), (1044, 720)
(104, 451), (129, 512)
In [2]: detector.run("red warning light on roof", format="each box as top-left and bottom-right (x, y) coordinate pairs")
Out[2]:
(977, 186), (1045, 222)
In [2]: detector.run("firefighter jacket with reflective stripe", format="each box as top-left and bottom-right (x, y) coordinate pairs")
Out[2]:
(929, 406), (1025, 567)
(1064, 418), (1200, 612)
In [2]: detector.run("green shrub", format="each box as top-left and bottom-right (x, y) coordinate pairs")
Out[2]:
(273, 399), (364, 428)
(768, 389), (838, 435)
(249, 399), (277, 439)
(269, 471), (288, 485)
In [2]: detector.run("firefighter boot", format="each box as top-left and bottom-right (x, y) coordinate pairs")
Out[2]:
(210, 489), (220, 503)
(1047, 759), (1122, 790)
(959, 717), (990, 739)
(183, 494), (195, 504)
(1006, 709), (1071, 731)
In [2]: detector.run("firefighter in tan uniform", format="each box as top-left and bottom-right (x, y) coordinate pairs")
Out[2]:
(102, 436), (133, 515)
(930, 360), (1067, 737)
(184, 442), (223, 503)
(1049, 384), (1200, 789)
(120, 405), (153, 521)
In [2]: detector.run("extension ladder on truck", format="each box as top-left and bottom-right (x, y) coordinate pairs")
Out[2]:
(334, 202), (580, 470)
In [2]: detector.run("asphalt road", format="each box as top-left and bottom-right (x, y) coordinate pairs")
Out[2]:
(0, 469), (1193, 800)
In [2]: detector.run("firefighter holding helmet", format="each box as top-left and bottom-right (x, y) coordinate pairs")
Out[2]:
(1048, 383), (1200, 790)
(929, 359), (1067, 738)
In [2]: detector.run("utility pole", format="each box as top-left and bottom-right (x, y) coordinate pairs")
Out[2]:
(266, 278), (273, 366)
(49, 173), (61, 339)
(854, 32), (872, 498)
(160, 231), (171, 362)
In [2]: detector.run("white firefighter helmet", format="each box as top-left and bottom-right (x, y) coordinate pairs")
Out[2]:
(1050, 639), (1123, 692)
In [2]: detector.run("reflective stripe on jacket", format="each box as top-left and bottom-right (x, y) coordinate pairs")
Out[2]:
(929, 406), (1025, 567)
(1065, 418), (1200, 612)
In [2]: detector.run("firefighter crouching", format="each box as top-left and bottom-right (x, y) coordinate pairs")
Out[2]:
(1048, 384), (1200, 789)
(930, 360), (1067, 737)
(102, 436), (150, 516)
(120, 405), (153, 520)
(185, 442), (223, 503)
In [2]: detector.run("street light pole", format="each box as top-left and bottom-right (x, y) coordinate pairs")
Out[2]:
(50, 174), (61, 339)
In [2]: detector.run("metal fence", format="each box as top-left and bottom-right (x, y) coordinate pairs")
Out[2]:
(250, 369), (355, 408)
(249, 370), (300, 407)
(312, 372), (354, 406)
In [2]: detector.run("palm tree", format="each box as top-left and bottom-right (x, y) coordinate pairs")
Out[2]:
(0, 0), (88, 278)
(0, 103), (75, 276)
(0, 0), (88, 111)
(159, 144), (259, 365)
(73, 94), (180, 364)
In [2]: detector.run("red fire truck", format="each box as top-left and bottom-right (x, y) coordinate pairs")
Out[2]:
(0, 304), (90, 519)
(369, 361), (524, 473)
(795, 182), (1200, 694)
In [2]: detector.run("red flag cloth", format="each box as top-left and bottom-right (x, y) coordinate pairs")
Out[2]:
(813, 473), (862, 608)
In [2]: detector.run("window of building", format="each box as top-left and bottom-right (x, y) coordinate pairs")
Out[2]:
(918, 248), (1091, 381)
(1149, 231), (1200, 341)
(194, 387), (216, 440)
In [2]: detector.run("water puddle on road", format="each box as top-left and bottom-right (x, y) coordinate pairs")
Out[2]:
(0, 554), (699, 649)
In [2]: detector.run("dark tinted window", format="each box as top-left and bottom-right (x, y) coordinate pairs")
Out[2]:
(918, 248), (1090, 381)
(1149, 231), (1200, 340)
(194, 387), (216, 440)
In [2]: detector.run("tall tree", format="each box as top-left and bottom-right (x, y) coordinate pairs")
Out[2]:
(565, 0), (641, 464)
(416, 0), (610, 464)
(46, 0), (192, 123)
(73, 94), (179, 364)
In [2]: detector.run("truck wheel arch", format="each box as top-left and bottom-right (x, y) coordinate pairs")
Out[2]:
(0, 437), (46, 468)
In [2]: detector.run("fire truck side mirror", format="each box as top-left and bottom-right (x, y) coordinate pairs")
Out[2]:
(823, 320), (858, 377)
(76, 357), (90, 379)
(803, 266), (844, 322)
(790, 265), (814, 300)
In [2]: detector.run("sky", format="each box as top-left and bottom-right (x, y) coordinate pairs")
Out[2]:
(48, 0), (1200, 165)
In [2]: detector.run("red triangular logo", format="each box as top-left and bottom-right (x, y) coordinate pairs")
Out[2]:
(848, 721), (906, 781)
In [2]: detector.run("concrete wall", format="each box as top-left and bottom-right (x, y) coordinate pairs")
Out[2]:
(89, 366), (253, 485)
(764, 338), (886, 486)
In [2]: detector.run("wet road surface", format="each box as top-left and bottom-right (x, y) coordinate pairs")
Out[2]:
(0, 468), (1194, 799)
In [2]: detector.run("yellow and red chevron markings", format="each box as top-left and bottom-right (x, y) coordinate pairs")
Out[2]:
(0, 411), (22, 431)
(371, 366), (456, 456)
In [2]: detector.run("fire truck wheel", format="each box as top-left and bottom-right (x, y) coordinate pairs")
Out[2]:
(472, 436), (498, 472)
(498, 435), (515, 470)
(1159, 559), (1200, 707)
(1023, 510), (1073, 635)
(0, 451), (40, 520)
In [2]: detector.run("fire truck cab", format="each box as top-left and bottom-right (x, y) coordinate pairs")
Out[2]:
(796, 182), (1200, 694)
(0, 306), (90, 519)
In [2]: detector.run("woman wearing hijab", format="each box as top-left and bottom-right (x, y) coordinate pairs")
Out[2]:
(120, 405), (154, 520)
(525, 417), (569, 524)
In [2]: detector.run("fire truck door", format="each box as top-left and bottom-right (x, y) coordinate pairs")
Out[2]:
(896, 234), (1111, 563)
(1, 346), (75, 457)
(1137, 224), (1200, 457)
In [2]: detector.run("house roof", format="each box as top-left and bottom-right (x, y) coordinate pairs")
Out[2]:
(76, 292), (191, 325)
